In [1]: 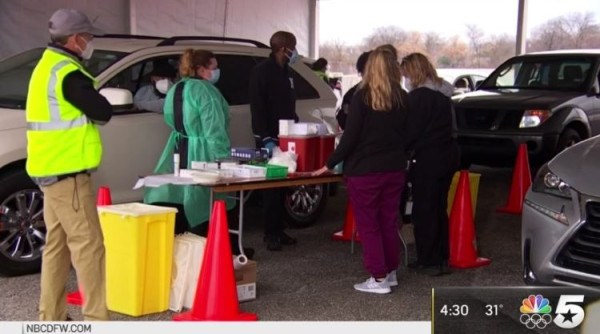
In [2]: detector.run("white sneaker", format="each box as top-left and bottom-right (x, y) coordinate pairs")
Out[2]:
(353, 277), (391, 294)
(386, 270), (398, 287)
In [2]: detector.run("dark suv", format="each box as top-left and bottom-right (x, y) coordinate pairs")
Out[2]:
(453, 50), (600, 166)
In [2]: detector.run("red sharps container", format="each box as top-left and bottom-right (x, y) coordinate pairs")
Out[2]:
(278, 135), (319, 172)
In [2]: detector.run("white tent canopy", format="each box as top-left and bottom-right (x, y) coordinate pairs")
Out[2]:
(0, 0), (319, 59)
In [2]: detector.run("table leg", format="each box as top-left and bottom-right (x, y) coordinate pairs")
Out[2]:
(237, 189), (245, 257)
(227, 190), (245, 258)
(209, 189), (214, 218)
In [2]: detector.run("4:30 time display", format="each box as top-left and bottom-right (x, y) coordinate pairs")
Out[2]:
(440, 304), (470, 317)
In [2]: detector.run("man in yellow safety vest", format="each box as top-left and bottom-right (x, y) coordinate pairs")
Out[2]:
(26, 8), (112, 321)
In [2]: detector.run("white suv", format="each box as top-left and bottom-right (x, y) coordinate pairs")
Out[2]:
(0, 35), (337, 276)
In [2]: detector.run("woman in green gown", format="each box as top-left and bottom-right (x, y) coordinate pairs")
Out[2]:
(145, 49), (235, 230)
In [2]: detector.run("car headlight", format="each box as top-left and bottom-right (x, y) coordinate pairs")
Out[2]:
(531, 163), (571, 198)
(519, 109), (551, 128)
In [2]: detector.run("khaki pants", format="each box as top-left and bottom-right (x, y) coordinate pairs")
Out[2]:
(39, 174), (109, 321)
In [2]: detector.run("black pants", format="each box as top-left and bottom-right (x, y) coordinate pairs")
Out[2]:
(262, 188), (285, 237)
(411, 169), (454, 266)
(410, 143), (460, 266)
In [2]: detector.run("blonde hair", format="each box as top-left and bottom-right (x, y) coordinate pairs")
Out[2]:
(399, 52), (442, 88)
(360, 46), (404, 111)
(179, 49), (215, 78)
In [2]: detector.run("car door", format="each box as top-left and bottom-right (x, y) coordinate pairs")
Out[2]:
(213, 53), (260, 148)
(93, 54), (180, 203)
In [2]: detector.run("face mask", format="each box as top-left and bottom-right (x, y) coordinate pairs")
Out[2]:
(155, 78), (172, 94)
(208, 68), (220, 84)
(286, 48), (299, 65)
(77, 36), (94, 60)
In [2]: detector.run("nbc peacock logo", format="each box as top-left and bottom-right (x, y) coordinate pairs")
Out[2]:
(519, 295), (553, 329)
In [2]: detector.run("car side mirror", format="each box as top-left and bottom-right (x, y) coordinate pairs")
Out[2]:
(475, 80), (484, 89)
(99, 88), (133, 111)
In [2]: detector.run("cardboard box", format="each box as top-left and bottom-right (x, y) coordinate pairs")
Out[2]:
(235, 260), (257, 302)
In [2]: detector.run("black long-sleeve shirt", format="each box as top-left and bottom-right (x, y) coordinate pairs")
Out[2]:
(326, 89), (408, 176)
(403, 87), (457, 176)
(51, 44), (112, 124)
(249, 54), (298, 147)
(404, 87), (454, 155)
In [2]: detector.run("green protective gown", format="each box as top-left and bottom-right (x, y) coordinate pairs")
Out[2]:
(144, 77), (235, 227)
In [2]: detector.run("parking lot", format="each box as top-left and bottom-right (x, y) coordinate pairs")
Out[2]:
(0, 165), (525, 321)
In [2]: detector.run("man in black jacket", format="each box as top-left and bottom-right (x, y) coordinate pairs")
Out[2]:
(249, 31), (299, 251)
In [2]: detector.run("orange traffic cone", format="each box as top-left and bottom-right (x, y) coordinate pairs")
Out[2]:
(67, 186), (113, 306)
(449, 170), (491, 269)
(173, 200), (257, 321)
(332, 202), (360, 242)
(497, 144), (531, 214)
(97, 186), (112, 206)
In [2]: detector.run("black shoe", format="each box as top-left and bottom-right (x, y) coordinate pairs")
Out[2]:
(279, 232), (297, 245)
(408, 261), (449, 276)
(264, 235), (282, 251)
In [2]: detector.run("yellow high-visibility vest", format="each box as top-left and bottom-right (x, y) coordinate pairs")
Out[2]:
(26, 47), (102, 178)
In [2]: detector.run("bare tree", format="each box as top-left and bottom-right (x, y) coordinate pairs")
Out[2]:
(566, 12), (599, 48)
(439, 36), (469, 67)
(484, 35), (515, 68)
(320, 39), (348, 72)
(423, 32), (445, 63)
(530, 12), (600, 51)
(466, 24), (485, 67)
(362, 25), (408, 50)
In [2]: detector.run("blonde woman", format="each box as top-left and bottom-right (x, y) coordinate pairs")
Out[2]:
(314, 46), (408, 294)
(400, 53), (460, 276)
(145, 49), (235, 233)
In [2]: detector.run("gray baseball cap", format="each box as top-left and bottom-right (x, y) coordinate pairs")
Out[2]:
(48, 8), (104, 36)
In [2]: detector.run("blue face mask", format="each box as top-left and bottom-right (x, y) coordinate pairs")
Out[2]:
(208, 68), (220, 84)
(286, 48), (299, 65)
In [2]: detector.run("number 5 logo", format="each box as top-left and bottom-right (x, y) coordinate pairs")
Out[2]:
(554, 295), (585, 329)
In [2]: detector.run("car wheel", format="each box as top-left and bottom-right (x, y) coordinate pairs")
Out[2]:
(0, 169), (45, 276)
(557, 128), (581, 153)
(284, 184), (327, 229)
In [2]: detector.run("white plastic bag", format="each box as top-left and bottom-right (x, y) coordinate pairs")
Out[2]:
(269, 147), (297, 173)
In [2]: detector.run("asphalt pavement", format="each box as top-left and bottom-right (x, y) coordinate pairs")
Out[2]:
(0, 165), (523, 321)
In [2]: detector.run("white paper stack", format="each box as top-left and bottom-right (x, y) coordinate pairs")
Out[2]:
(169, 233), (207, 312)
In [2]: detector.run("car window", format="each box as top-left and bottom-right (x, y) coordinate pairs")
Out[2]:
(214, 54), (258, 106)
(482, 56), (594, 91)
(0, 48), (124, 109)
(101, 55), (179, 113)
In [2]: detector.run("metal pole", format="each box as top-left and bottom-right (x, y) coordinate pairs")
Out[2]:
(308, 0), (319, 59)
(128, 0), (137, 35)
(515, 0), (528, 55)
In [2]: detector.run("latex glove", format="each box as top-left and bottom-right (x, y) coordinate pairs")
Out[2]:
(264, 141), (277, 156)
(312, 166), (331, 176)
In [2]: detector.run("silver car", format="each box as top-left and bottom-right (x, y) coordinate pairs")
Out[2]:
(523, 134), (600, 286)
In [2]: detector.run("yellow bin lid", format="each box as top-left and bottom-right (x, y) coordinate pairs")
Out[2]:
(97, 203), (178, 217)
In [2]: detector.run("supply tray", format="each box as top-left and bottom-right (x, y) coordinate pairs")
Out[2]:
(249, 163), (288, 178)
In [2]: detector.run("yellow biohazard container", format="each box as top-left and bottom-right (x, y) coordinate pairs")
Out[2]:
(447, 172), (481, 218)
(98, 203), (177, 317)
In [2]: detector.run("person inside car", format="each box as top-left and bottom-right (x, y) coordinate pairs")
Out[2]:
(133, 60), (177, 113)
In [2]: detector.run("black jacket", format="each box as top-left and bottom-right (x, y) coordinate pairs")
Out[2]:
(249, 54), (298, 148)
(404, 87), (458, 176)
(51, 44), (112, 124)
(327, 89), (408, 176)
